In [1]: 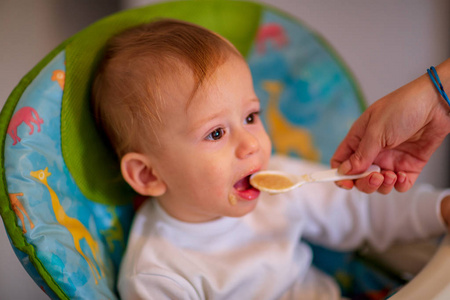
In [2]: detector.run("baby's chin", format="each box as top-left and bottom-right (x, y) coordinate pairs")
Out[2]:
(226, 192), (260, 218)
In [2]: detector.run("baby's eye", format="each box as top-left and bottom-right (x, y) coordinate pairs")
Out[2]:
(205, 128), (225, 141)
(245, 111), (260, 124)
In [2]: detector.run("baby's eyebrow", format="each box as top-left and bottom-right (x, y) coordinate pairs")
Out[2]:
(251, 98), (261, 105)
(188, 98), (260, 133)
(188, 110), (224, 133)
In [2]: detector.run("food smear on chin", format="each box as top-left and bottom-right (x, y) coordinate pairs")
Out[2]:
(250, 173), (294, 191)
(229, 194), (237, 206)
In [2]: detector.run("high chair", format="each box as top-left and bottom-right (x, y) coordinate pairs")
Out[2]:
(0, 0), (447, 299)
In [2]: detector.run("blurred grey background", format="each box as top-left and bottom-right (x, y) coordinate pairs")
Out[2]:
(1, 0), (449, 298)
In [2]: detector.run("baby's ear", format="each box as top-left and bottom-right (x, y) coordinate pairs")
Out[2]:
(120, 153), (166, 197)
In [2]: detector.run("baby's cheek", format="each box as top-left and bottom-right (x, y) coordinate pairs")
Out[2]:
(258, 130), (272, 162)
(208, 177), (228, 198)
(213, 182), (230, 201)
(200, 166), (228, 195)
(199, 156), (231, 192)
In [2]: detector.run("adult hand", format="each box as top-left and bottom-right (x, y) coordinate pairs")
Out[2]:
(331, 59), (450, 194)
(441, 195), (450, 232)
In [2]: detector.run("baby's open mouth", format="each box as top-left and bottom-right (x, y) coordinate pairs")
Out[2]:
(234, 175), (252, 191)
(233, 174), (260, 201)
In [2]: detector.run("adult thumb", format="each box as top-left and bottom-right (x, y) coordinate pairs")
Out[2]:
(338, 135), (382, 175)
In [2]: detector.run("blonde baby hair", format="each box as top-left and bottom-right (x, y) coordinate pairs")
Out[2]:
(92, 18), (241, 157)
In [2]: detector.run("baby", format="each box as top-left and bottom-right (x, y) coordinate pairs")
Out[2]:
(91, 19), (450, 299)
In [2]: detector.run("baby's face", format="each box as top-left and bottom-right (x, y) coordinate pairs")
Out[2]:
(151, 55), (272, 222)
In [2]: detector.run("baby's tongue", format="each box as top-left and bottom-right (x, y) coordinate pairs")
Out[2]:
(234, 176), (251, 191)
(234, 175), (260, 201)
(234, 176), (260, 201)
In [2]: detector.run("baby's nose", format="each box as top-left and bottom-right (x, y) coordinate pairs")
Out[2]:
(236, 131), (260, 159)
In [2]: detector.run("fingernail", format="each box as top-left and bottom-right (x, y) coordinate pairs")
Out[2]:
(338, 160), (352, 175)
(369, 173), (383, 186)
(384, 173), (396, 185)
(398, 172), (406, 183)
(336, 181), (352, 190)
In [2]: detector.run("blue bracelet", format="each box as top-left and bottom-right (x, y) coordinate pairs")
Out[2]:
(427, 66), (450, 107)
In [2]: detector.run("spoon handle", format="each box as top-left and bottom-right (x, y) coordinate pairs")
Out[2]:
(309, 165), (381, 183)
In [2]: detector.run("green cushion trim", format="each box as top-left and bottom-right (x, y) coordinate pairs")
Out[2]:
(62, 0), (263, 205)
(0, 42), (72, 300)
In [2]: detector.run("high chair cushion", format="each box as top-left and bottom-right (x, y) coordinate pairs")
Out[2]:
(0, 1), (365, 299)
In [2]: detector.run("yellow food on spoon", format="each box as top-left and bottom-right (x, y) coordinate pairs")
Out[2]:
(250, 173), (295, 190)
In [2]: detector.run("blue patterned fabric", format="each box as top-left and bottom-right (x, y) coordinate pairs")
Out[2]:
(4, 50), (133, 299)
(247, 9), (363, 164)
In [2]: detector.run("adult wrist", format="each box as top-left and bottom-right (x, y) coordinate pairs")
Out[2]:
(434, 59), (450, 104)
(430, 59), (450, 132)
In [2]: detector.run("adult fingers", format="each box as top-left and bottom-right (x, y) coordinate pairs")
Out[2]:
(376, 170), (397, 194)
(331, 114), (368, 168)
(337, 131), (383, 176)
(394, 172), (416, 193)
(353, 172), (384, 194)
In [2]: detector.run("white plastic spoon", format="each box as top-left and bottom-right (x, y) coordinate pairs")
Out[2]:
(250, 164), (381, 194)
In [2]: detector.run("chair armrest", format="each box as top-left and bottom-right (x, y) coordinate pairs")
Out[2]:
(389, 235), (450, 299)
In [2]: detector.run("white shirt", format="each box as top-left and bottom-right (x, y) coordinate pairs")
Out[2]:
(118, 155), (448, 299)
